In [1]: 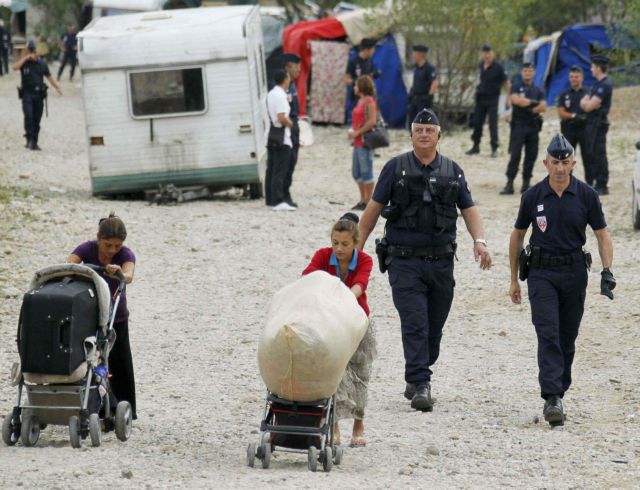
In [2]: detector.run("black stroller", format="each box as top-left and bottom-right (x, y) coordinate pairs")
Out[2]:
(2, 263), (133, 448)
(246, 390), (344, 472)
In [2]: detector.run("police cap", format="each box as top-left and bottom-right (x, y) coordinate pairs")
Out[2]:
(282, 53), (301, 64)
(413, 108), (440, 126)
(360, 38), (377, 49)
(591, 54), (609, 65)
(569, 64), (583, 73)
(522, 62), (535, 69)
(27, 40), (36, 52)
(547, 133), (574, 160)
(413, 44), (429, 53)
(481, 43), (492, 51)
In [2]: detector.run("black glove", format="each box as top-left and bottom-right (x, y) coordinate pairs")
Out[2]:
(600, 268), (616, 300)
(574, 113), (587, 123)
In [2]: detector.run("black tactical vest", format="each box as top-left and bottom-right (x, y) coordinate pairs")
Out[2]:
(384, 152), (459, 238)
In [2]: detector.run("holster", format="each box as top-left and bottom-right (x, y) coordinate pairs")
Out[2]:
(530, 246), (542, 269)
(518, 245), (531, 281)
(17, 86), (23, 99)
(375, 237), (389, 274)
(583, 249), (592, 271)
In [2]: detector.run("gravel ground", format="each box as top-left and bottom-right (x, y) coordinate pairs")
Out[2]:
(0, 71), (639, 488)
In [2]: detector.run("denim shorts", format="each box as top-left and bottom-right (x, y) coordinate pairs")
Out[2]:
(352, 146), (374, 183)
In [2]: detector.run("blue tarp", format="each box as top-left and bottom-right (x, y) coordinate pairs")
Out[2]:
(346, 33), (408, 128)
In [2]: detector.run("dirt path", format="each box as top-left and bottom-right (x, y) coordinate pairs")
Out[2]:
(0, 73), (638, 488)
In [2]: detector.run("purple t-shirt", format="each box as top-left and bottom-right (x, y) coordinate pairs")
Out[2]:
(71, 240), (136, 323)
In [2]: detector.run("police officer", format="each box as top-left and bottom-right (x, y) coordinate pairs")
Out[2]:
(500, 62), (546, 195)
(57, 24), (78, 82)
(466, 44), (510, 157)
(557, 65), (589, 183)
(0, 19), (11, 76)
(580, 55), (613, 195)
(358, 109), (492, 411)
(407, 45), (438, 129)
(282, 53), (301, 208)
(344, 38), (380, 114)
(509, 134), (615, 427)
(12, 40), (62, 150)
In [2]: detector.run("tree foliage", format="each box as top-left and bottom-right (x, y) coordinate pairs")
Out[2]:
(29, 0), (84, 40)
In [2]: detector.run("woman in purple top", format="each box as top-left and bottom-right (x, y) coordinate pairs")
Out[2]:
(68, 213), (137, 419)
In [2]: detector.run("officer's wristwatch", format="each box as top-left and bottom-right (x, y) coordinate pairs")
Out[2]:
(474, 239), (488, 246)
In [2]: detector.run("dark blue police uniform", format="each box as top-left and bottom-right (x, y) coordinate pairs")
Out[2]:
(515, 176), (606, 400)
(346, 55), (380, 116)
(583, 77), (613, 191)
(284, 79), (299, 205)
(408, 62), (437, 127)
(506, 81), (545, 185)
(20, 57), (51, 148)
(373, 152), (474, 386)
(471, 60), (508, 151)
(558, 85), (590, 182)
(57, 31), (78, 81)
(0, 25), (10, 76)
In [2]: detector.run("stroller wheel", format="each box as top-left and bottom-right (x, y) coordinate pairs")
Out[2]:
(246, 443), (256, 468)
(89, 414), (102, 447)
(322, 446), (333, 472)
(260, 442), (271, 469)
(69, 416), (81, 449)
(333, 445), (344, 465)
(307, 446), (318, 472)
(20, 413), (40, 447)
(115, 401), (133, 442)
(2, 413), (20, 446)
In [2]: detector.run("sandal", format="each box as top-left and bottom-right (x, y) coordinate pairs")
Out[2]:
(349, 436), (366, 448)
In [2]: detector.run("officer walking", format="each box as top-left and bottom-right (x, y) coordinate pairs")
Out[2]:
(344, 38), (380, 115)
(12, 40), (62, 150)
(557, 65), (589, 182)
(508, 134), (615, 427)
(57, 24), (78, 82)
(580, 55), (613, 195)
(0, 19), (11, 76)
(358, 108), (492, 412)
(466, 44), (510, 157)
(282, 53), (301, 208)
(500, 63), (546, 195)
(407, 45), (438, 129)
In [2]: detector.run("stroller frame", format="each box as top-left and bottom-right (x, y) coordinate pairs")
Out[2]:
(246, 390), (344, 472)
(2, 264), (133, 448)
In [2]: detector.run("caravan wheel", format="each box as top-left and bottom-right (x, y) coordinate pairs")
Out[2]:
(248, 183), (263, 200)
(2, 413), (20, 446)
(20, 413), (40, 447)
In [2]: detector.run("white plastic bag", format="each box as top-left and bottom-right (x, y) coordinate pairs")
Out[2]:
(258, 271), (368, 401)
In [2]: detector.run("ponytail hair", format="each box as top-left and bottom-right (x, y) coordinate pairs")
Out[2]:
(331, 212), (360, 242)
(98, 212), (127, 241)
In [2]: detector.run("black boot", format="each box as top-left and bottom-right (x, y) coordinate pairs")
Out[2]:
(490, 148), (498, 158)
(499, 179), (514, 195)
(521, 178), (530, 194)
(410, 383), (433, 411)
(465, 144), (480, 155)
(404, 382), (416, 400)
(543, 395), (564, 426)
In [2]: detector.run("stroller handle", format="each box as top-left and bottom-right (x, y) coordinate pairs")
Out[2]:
(82, 263), (126, 292)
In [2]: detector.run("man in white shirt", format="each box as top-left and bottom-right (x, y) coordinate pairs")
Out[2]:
(265, 69), (295, 211)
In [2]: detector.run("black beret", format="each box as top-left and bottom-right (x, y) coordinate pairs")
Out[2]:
(412, 108), (440, 126)
(27, 40), (36, 52)
(522, 62), (535, 69)
(360, 38), (377, 49)
(591, 54), (609, 65)
(413, 44), (429, 53)
(282, 53), (301, 64)
(481, 44), (492, 51)
(569, 64), (583, 73)
(547, 133), (574, 160)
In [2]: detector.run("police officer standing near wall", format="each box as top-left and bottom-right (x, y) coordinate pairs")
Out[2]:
(407, 45), (438, 129)
(344, 38), (380, 113)
(358, 108), (492, 412)
(282, 53), (301, 208)
(580, 55), (613, 195)
(557, 65), (589, 183)
(12, 40), (62, 150)
(466, 44), (510, 157)
(500, 63), (546, 195)
(0, 19), (11, 77)
(57, 24), (78, 82)
(508, 134), (614, 427)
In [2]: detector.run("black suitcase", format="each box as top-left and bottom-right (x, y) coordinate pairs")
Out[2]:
(19, 276), (99, 375)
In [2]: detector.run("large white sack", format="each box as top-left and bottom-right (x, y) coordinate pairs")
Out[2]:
(258, 270), (369, 401)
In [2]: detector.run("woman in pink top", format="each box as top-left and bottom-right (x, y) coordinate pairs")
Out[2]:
(348, 75), (378, 211)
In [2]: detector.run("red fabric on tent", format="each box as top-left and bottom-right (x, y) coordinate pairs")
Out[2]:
(282, 17), (347, 116)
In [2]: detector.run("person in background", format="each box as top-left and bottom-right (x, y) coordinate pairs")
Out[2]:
(348, 75), (378, 211)
(303, 213), (375, 447)
(57, 24), (78, 82)
(344, 38), (380, 116)
(407, 44), (438, 129)
(282, 53), (301, 208)
(0, 19), (11, 76)
(557, 65), (589, 182)
(68, 213), (138, 420)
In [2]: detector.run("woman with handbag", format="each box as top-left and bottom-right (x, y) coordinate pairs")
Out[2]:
(348, 75), (378, 211)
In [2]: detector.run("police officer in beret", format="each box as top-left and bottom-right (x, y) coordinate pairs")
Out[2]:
(500, 62), (546, 195)
(557, 66), (589, 183)
(345, 38), (381, 113)
(509, 134), (615, 426)
(12, 40), (62, 150)
(580, 55), (613, 195)
(283, 53), (301, 207)
(466, 44), (510, 157)
(407, 44), (439, 129)
(358, 109), (492, 411)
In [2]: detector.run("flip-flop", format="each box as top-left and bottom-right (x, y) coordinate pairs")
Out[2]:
(349, 437), (366, 448)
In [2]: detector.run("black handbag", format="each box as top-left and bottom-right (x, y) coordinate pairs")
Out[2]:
(362, 101), (390, 150)
(266, 97), (285, 148)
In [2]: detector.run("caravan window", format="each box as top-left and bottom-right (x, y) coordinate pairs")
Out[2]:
(128, 67), (206, 118)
